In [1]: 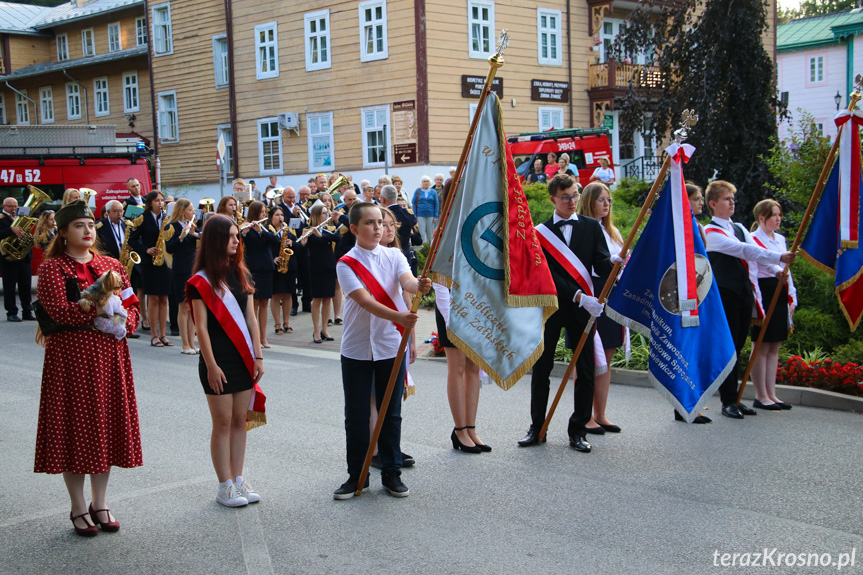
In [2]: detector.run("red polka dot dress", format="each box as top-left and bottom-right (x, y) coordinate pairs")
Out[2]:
(34, 254), (143, 475)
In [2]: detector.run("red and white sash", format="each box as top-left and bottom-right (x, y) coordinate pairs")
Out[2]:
(535, 223), (593, 296)
(186, 271), (266, 429)
(752, 236), (795, 307)
(834, 109), (862, 248)
(666, 143), (699, 327)
(705, 225), (765, 319)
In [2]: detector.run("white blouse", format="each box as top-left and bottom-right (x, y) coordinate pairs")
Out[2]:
(751, 227), (797, 306)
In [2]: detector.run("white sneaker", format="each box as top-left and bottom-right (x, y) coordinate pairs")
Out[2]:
(216, 483), (248, 507)
(236, 479), (260, 504)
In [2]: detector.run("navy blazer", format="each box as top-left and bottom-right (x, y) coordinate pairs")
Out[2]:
(243, 227), (280, 272)
(95, 217), (125, 260)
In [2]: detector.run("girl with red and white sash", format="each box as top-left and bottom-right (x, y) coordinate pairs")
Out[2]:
(747, 200), (797, 411)
(187, 215), (266, 508)
(333, 202), (431, 500)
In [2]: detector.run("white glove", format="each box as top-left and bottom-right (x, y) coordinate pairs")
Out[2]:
(575, 292), (604, 318)
(94, 315), (127, 340)
(611, 254), (624, 265)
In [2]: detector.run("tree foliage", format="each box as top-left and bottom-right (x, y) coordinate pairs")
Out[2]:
(612, 0), (779, 225)
(782, 0), (857, 21)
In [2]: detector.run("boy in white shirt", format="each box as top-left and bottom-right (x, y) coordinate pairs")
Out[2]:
(333, 202), (431, 499)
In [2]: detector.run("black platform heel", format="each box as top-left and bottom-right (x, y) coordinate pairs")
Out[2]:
(451, 427), (481, 453)
(465, 425), (491, 452)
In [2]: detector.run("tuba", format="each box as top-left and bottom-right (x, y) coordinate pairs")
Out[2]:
(79, 188), (97, 205)
(277, 225), (293, 274)
(0, 185), (52, 261)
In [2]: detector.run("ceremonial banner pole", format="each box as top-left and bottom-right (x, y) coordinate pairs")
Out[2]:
(539, 111), (699, 441)
(355, 32), (511, 495)
(735, 82), (863, 404)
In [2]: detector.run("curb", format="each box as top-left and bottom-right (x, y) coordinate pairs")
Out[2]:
(420, 354), (863, 414)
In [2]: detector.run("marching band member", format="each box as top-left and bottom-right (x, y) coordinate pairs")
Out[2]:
(301, 203), (338, 343)
(269, 206), (296, 335)
(164, 198), (201, 355)
(122, 178), (147, 329)
(0, 197), (36, 321)
(35, 200), (142, 536)
(95, 201), (125, 260)
(294, 186), (313, 314)
(576, 182), (623, 435)
(34, 209), (57, 251)
(217, 196), (239, 223)
(122, 178), (145, 210)
(320, 193), (343, 325)
(241, 201), (279, 349)
(333, 202), (430, 499)
(520, 174), (613, 453)
(704, 181), (795, 420)
(61, 189), (82, 206)
(187, 214), (264, 508)
(130, 190), (172, 348)
(748, 199), (797, 411)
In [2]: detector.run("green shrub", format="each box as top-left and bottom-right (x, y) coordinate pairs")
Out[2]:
(524, 181), (554, 226)
(832, 340), (863, 364)
(614, 177), (652, 207)
(610, 332), (649, 371)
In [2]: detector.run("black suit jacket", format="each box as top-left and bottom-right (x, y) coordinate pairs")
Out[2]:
(122, 195), (145, 215)
(539, 215), (612, 314)
(96, 217), (124, 260)
(0, 211), (33, 263)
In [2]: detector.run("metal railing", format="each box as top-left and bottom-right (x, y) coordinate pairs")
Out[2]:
(621, 155), (665, 181)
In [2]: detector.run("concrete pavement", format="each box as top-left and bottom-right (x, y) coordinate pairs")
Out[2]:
(1, 310), (862, 575)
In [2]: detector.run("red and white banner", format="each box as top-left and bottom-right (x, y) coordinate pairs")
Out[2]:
(834, 109), (862, 248)
(666, 143), (699, 327)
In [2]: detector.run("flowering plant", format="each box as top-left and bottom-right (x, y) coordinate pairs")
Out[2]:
(430, 332), (445, 357)
(776, 356), (863, 397)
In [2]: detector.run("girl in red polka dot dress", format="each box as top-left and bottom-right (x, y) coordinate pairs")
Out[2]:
(34, 200), (143, 537)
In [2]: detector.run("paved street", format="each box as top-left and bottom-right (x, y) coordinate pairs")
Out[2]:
(1, 309), (862, 575)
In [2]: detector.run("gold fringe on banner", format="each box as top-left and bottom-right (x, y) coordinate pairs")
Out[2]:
(246, 410), (267, 431)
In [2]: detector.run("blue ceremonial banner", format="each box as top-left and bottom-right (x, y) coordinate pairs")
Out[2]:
(801, 148), (863, 331)
(606, 180), (736, 421)
(430, 93), (558, 389)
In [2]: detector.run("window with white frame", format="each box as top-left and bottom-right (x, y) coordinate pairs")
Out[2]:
(469, 102), (478, 125)
(305, 10), (331, 71)
(213, 35), (229, 87)
(56, 34), (69, 61)
(123, 71), (139, 112)
(0, 93), (6, 125)
(307, 112), (334, 172)
(136, 17), (147, 46)
(15, 91), (29, 125)
(359, 0), (388, 62)
(82, 28), (95, 57)
(40, 86), (54, 124)
(257, 118), (281, 174)
(94, 77), (110, 117)
(157, 91), (178, 142)
(468, 0), (494, 59)
(599, 18), (621, 64)
(538, 106), (564, 131)
(537, 8), (561, 65)
(217, 124), (233, 175)
(152, 3), (173, 56)
(254, 22), (278, 80)
(66, 83), (81, 120)
(108, 22), (122, 52)
(361, 105), (390, 168)
(809, 55), (825, 83)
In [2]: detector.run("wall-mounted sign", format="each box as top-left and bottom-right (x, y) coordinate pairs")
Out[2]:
(530, 79), (570, 103)
(392, 100), (417, 165)
(462, 75), (503, 99)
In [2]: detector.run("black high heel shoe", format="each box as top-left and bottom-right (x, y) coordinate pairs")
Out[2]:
(451, 427), (481, 453)
(465, 425), (491, 452)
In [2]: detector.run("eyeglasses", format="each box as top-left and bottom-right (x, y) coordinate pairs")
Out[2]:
(554, 194), (580, 203)
(596, 198), (614, 205)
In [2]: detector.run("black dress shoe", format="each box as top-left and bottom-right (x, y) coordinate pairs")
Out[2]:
(753, 399), (782, 411)
(451, 428), (481, 453)
(401, 452), (415, 467)
(517, 425), (546, 447)
(675, 410), (711, 424)
(290, 309), (298, 317)
(127, 333), (141, 339)
(585, 425), (606, 435)
(7, 315), (21, 322)
(569, 435), (592, 453)
(599, 423), (621, 433)
(721, 404), (744, 419)
(21, 313), (36, 321)
(776, 402), (793, 410)
(737, 403), (757, 416)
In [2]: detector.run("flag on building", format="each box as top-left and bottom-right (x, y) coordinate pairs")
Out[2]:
(430, 92), (558, 389)
(605, 144), (736, 421)
(800, 110), (863, 331)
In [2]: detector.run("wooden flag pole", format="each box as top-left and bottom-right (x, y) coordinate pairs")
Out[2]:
(735, 88), (862, 405)
(538, 110), (699, 441)
(354, 32), (510, 496)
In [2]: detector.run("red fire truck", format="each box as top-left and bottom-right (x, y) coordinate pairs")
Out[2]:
(508, 128), (614, 189)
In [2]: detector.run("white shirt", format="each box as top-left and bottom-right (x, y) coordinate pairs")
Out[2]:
(129, 195), (143, 205)
(336, 243), (412, 361)
(752, 227), (797, 305)
(592, 166), (615, 183)
(591, 226), (622, 277)
(552, 212), (579, 245)
(705, 216), (782, 266)
(109, 219), (125, 250)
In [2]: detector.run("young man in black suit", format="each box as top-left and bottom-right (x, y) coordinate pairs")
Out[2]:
(519, 174), (613, 453)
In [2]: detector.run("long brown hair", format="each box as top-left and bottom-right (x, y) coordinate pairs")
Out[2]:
(192, 214), (253, 294)
(578, 182), (623, 246)
(217, 195), (236, 215)
(246, 200), (265, 223)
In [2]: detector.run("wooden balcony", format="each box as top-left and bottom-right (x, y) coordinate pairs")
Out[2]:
(588, 59), (665, 96)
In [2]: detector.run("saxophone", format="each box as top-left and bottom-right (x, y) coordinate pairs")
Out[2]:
(277, 225), (293, 274)
(152, 221), (173, 267)
(119, 220), (141, 276)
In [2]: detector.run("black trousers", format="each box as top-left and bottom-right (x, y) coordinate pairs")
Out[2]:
(530, 306), (595, 439)
(0, 258), (32, 317)
(718, 287), (753, 405)
(342, 355), (405, 477)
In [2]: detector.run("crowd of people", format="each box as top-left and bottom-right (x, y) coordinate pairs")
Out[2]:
(0, 163), (803, 536)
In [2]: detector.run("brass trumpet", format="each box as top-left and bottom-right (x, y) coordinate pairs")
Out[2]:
(199, 198), (215, 213)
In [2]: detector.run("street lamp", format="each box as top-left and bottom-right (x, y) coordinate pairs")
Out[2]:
(835, 90), (842, 111)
